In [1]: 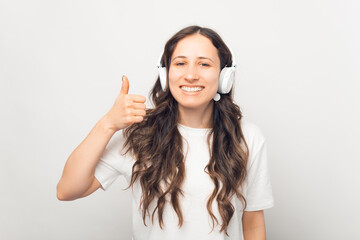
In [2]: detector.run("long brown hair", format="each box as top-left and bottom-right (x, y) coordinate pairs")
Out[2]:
(122, 25), (249, 236)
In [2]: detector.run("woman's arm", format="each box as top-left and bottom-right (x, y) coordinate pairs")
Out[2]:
(242, 210), (266, 240)
(56, 76), (146, 201)
(56, 116), (117, 201)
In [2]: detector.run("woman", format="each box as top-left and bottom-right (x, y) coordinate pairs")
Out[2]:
(57, 25), (274, 240)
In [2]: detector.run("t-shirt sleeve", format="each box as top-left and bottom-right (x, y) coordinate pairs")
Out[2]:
(94, 130), (130, 191)
(244, 128), (275, 211)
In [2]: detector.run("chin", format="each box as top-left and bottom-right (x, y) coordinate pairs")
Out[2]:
(177, 100), (213, 110)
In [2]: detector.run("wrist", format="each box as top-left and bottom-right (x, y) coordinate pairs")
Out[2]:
(98, 115), (118, 134)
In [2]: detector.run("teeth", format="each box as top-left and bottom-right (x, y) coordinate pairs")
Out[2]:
(181, 86), (204, 92)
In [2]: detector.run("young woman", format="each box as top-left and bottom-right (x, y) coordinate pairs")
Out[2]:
(57, 25), (274, 240)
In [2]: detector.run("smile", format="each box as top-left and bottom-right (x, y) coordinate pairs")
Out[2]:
(180, 86), (204, 92)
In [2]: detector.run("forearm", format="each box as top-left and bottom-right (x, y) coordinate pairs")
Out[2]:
(243, 225), (266, 240)
(242, 210), (266, 240)
(57, 115), (116, 199)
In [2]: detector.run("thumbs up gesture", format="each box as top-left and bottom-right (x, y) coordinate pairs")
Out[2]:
(104, 75), (147, 132)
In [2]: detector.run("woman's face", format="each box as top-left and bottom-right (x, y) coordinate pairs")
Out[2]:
(168, 34), (221, 111)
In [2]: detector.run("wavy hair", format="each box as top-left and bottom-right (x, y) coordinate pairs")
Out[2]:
(122, 25), (249, 236)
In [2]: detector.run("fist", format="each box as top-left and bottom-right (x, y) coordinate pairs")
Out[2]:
(105, 75), (146, 132)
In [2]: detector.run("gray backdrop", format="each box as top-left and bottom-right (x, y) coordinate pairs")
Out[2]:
(1, 0), (359, 239)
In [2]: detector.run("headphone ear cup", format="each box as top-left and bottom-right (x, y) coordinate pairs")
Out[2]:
(218, 67), (235, 94)
(158, 67), (167, 91)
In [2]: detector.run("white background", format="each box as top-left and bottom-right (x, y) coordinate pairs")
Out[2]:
(1, 0), (359, 239)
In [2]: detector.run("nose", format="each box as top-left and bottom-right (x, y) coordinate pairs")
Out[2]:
(184, 64), (199, 82)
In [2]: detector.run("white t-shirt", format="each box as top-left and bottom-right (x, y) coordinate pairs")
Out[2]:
(94, 119), (274, 240)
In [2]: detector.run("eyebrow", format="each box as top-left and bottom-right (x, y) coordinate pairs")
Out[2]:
(172, 56), (215, 63)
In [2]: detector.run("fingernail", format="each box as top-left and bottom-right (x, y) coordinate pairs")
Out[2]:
(122, 75), (124, 81)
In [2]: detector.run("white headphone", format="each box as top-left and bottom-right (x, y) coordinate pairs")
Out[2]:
(156, 47), (237, 100)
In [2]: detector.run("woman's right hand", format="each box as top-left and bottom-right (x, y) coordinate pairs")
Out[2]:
(103, 75), (147, 132)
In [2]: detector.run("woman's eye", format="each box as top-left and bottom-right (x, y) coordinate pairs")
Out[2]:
(175, 62), (185, 66)
(200, 63), (210, 67)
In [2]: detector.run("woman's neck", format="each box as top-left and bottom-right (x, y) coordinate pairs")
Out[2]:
(178, 102), (214, 129)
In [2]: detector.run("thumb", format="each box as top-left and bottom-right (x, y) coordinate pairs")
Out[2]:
(120, 75), (129, 95)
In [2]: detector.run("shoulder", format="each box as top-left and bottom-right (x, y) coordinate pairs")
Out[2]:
(240, 118), (266, 144)
(103, 129), (130, 156)
(107, 130), (126, 148)
(240, 118), (267, 156)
